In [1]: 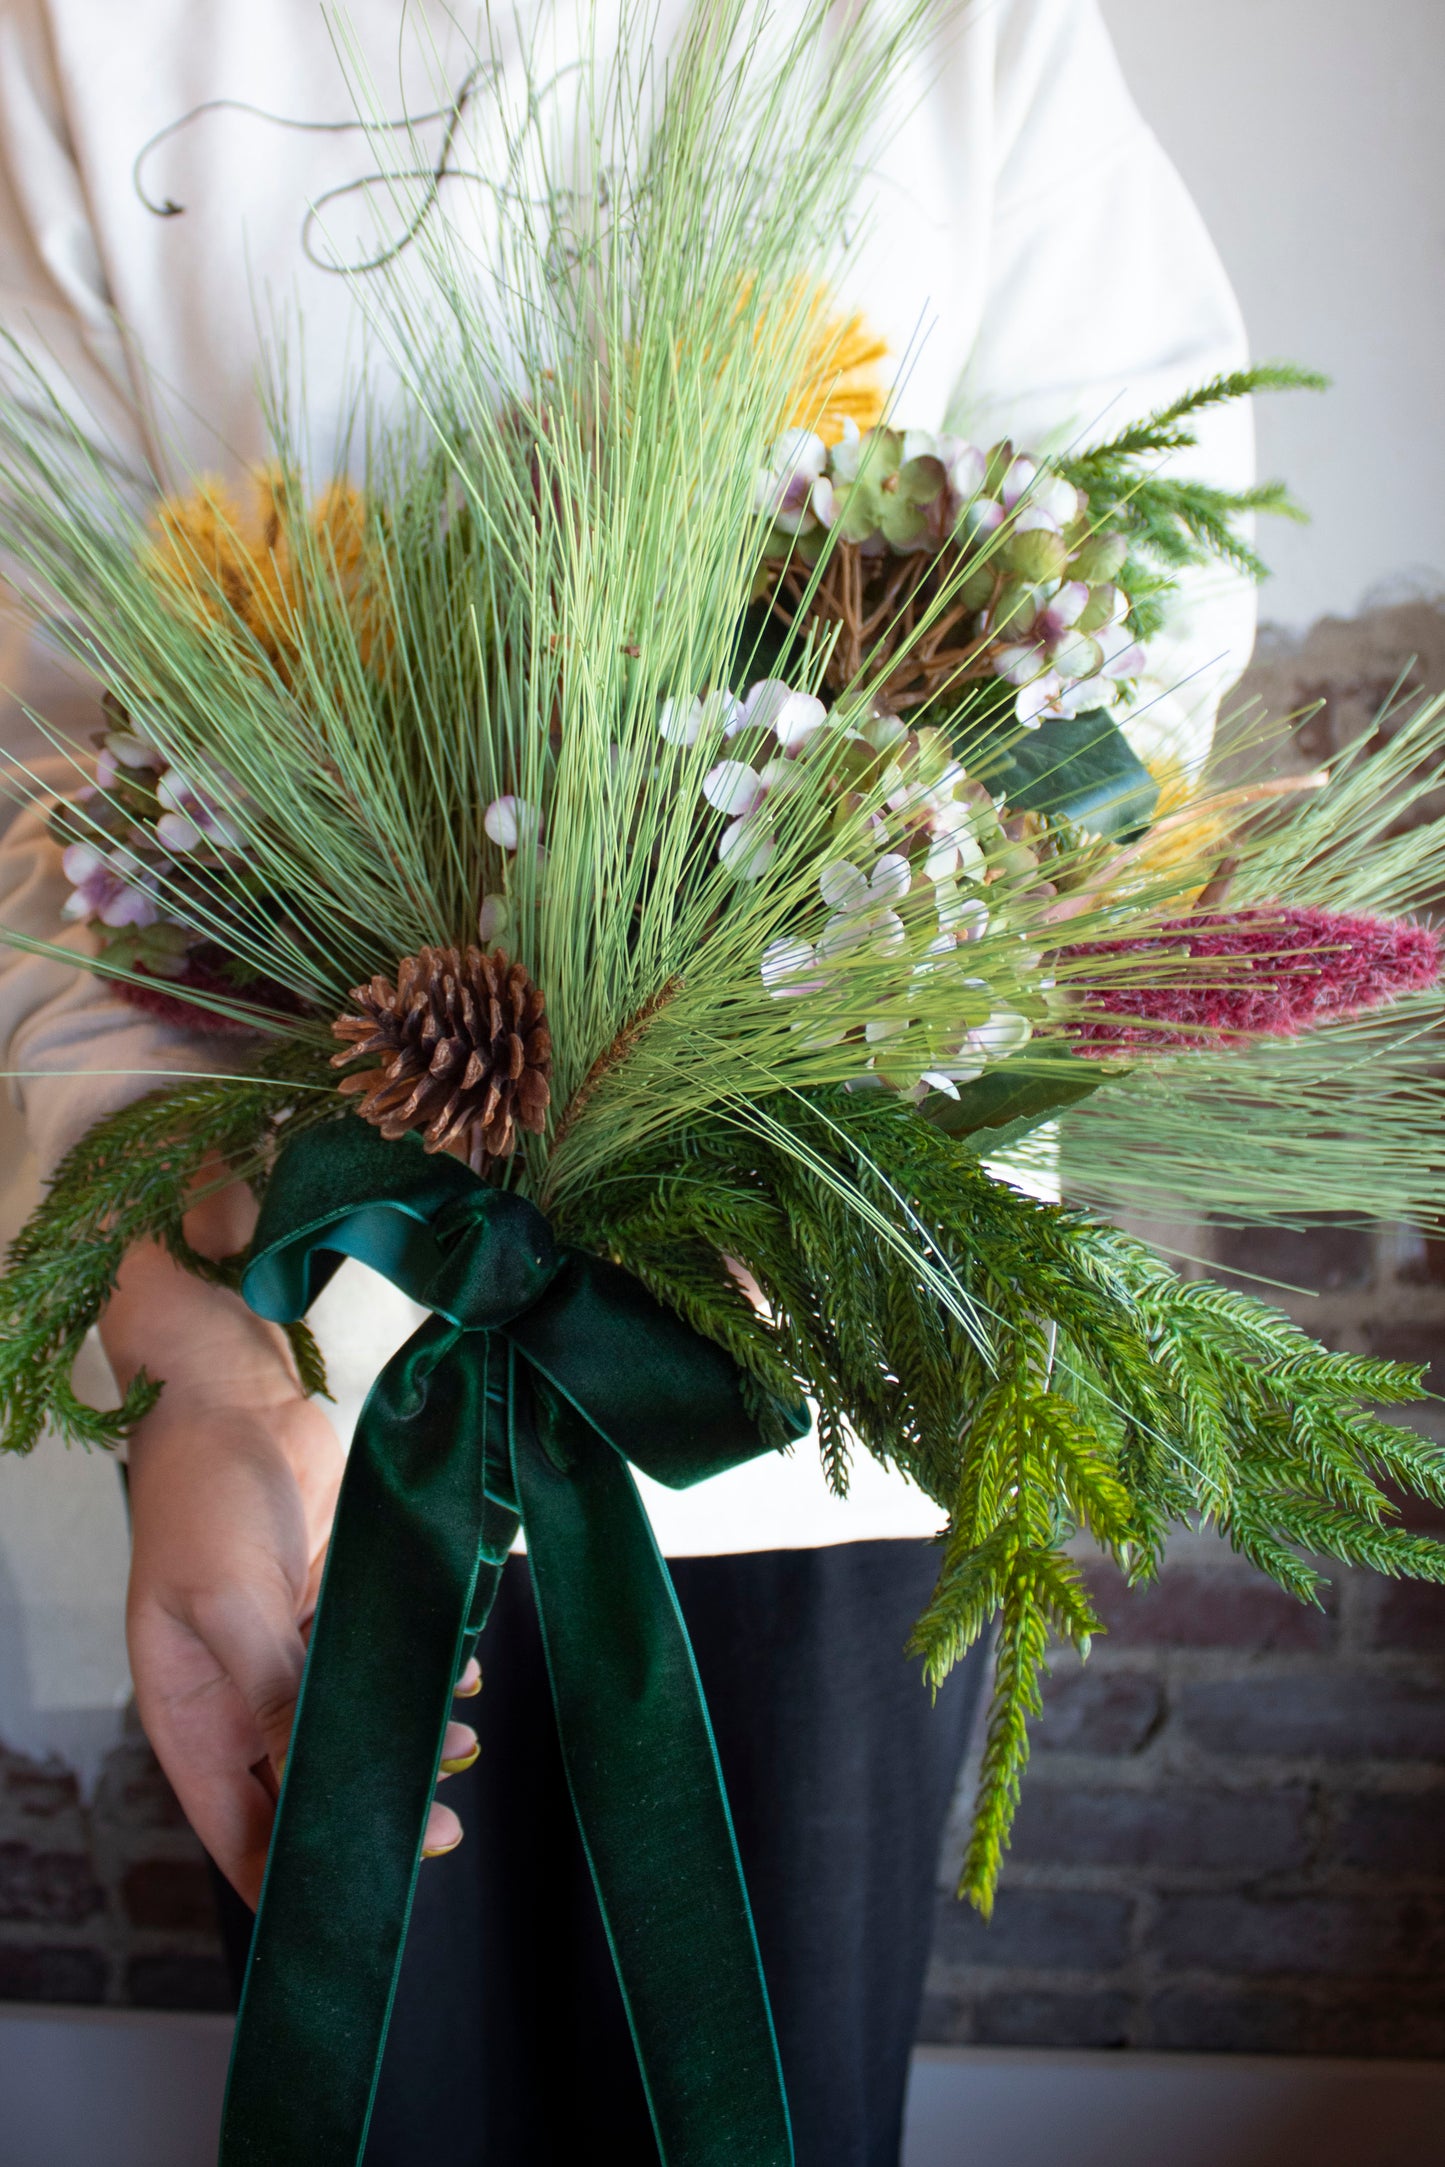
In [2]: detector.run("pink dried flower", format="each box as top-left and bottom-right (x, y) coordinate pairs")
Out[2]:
(1062, 906), (1441, 1055)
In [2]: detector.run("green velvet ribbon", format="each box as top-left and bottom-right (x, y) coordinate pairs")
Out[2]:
(219, 1118), (800, 2167)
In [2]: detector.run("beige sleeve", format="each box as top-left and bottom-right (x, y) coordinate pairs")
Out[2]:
(0, 0), (231, 1178)
(0, 621), (241, 1176)
(949, 0), (1257, 771)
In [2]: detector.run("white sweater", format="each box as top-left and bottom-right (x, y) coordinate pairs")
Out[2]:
(0, 0), (1255, 1552)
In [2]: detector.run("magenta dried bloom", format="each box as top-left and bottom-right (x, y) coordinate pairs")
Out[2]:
(1062, 905), (1441, 1055)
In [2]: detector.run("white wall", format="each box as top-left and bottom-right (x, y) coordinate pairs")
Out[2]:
(1100, 0), (1445, 632)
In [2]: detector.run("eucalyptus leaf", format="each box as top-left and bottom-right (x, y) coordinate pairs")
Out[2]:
(967, 709), (1158, 840)
(922, 1051), (1106, 1143)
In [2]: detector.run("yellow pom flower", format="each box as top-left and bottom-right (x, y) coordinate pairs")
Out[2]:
(784, 303), (888, 446)
(709, 277), (887, 445)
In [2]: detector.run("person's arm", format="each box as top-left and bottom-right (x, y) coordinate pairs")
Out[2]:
(947, 0), (1257, 771)
(0, 731), (477, 1901)
(2, 749), (477, 1904)
(101, 1174), (476, 1907)
(0, 0), (229, 1169)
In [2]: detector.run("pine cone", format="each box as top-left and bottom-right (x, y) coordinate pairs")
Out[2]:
(331, 946), (552, 1166)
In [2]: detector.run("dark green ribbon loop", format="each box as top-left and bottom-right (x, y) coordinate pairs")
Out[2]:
(219, 1119), (799, 2167)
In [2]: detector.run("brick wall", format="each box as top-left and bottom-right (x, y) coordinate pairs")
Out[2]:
(3, 602), (1445, 2052)
(0, 1713), (229, 2011)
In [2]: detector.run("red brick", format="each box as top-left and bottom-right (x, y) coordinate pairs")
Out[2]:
(1156, 1892), (1445, 1979)
(0, 1944), (107, 2003)
(1399, 1237), (1445, 1288)
(916, 1989), (974, 2045)
(1330, 1995), (1445, 2058)
(1379, 1476), (1445, 1536)
(1367, 1319), (1445, 1386)
(0, 1756), (80, 1820)
(1288, 693), (1345, 765)
(121, 1859), (221, 1935)
(1149, 1987), (1321, 2054)
(1179, 1674), (1445, 1762)
(1034, 1668), (1163, 1756)
(1336, 1792), (1445, 1877)
(93, 1741), (188, 1834)
(1082, 1562), (1335, 1652)
(1151, 1986), (1445, 2060)
(933, 1887), (1133, 1973)
(125, 1953), (235, 2013)
(0, 1843), (104, 1926)
(1009, 1784), (1312, 1874)
(1287, 672), (1431, 765)
(974, 1990), (1132, 2049)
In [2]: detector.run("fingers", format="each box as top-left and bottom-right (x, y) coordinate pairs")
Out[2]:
(185, 1749), (281, 1911)
(133, 1580), (482, 1899)
(438, 1720), (479, 1776)
(426, 1682), (481, 1862)
(127, 1618), (285, 1908)
(210, 1766), (287, 1911)
(187, 1581), (309, 1779)
(423, 1798), (463, 1859)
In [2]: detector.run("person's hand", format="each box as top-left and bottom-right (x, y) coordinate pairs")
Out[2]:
(104, 1178), (480, 1909)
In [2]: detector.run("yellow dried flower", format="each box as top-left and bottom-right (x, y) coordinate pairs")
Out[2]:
(143, 468), (389, 679)
(1124, 756), (1232, 900)
(1047, 758), (1330, 926)
(785, 302), (888, 446)
(311, 479), (393, 670)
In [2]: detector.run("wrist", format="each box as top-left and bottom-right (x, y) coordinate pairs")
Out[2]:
(101, 1241), (300, 1410)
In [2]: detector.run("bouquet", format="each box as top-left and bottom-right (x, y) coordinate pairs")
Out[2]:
(4, 6), (1445, 2161)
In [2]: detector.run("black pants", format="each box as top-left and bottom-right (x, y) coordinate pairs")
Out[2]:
(215, 1539), (984, 2167)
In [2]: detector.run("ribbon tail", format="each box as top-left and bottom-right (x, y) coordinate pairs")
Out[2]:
(510, 1356), (794, 2167)
(220, 1321), (517, 2167)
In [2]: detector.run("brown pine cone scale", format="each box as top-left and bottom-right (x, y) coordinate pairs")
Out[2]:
(331, 945), (552, 1168)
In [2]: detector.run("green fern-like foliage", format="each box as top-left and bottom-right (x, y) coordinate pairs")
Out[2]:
(6, 1066), (1444, 1913)
(1058, 363), (1328, 639)
(557, 1086), (1445, 1910)
(0, 1042), (337, 1453)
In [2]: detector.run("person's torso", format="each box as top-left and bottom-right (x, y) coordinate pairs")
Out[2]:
(9, 0), (1013, 1551)
(32, 0), (999, 477)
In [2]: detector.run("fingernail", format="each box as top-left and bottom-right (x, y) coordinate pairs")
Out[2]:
(439, 1742), (480, 1775)
(422, 1833), (463, 1860)
(274, 1752), (287, 1782)
(455, 1671), (482, 1699)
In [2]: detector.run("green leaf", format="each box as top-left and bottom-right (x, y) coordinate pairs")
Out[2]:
(967, 710), (1159, 840)
(922, 1050), (1106, 1142)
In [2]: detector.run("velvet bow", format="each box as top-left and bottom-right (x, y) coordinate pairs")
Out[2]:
(219, 1117), (799, 2167)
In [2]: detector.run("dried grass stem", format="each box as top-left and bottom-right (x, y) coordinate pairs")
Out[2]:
(550, 975), (684, 1162)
